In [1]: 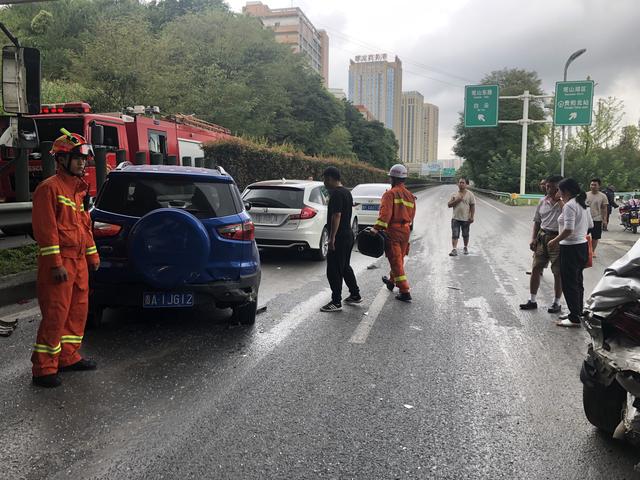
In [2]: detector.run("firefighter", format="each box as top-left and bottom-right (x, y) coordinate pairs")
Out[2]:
(31, 129), (100, 388)
(370, 164), (416, 302)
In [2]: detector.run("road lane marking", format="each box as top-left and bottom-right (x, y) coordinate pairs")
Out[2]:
(349, 286), (389, 344)
(0, 305), (40, 323)
(477, 197), (506, 214)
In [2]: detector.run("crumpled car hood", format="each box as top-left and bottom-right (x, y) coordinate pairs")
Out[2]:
(587, 238), (640, 315)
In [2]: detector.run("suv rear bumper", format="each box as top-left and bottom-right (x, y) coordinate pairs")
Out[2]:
(90, 271), (261, 310)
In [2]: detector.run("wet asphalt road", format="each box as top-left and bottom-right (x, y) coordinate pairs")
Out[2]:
(1, 185), (640, 480)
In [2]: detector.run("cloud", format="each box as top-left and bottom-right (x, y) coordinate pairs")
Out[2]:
(227, 0), (640, 158)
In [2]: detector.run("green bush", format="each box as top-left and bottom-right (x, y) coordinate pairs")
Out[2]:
(204, 137), (389, 189)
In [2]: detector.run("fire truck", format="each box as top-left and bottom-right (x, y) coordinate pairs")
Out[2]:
(0, 102), (232, 201)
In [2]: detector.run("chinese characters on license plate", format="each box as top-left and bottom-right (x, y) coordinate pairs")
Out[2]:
(143, 292), (194, 308)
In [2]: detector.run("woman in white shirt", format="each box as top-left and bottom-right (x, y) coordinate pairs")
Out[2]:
(548, 178), (593, 327)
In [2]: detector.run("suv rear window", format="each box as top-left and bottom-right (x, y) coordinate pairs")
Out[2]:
(243, 187), (304, 209)
(97, 176), (241, 218)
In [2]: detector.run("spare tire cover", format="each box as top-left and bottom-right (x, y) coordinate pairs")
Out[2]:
(129, 208), (210, 289)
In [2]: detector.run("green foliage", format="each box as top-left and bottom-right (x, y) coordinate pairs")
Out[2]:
(0, 0), (399, 170)
(203, 137), (388, 190)
(0, 244), (37, 276)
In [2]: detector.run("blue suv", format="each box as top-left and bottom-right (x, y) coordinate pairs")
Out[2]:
(89, 164), (261, 326)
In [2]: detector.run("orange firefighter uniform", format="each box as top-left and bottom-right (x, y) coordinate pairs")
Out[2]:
(31, 140), (99, 378)
(374, 184), (416, 293)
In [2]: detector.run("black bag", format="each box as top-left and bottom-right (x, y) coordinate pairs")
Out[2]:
(356, 230), (386, 258)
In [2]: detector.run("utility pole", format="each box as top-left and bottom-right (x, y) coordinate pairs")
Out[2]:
(560, 48), (587, 177)
(498, 91), (554, 195)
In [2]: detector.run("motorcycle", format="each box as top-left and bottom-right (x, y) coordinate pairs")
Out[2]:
(581, 239), (640, 443)
(620, 199), (640, 234)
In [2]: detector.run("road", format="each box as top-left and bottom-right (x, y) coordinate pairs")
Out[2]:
(1, 185), (639, 480)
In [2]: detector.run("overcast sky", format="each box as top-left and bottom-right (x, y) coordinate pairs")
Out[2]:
(227, 0), (640, 159)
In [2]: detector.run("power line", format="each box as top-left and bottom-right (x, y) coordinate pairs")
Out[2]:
(325, 27), (474, 84)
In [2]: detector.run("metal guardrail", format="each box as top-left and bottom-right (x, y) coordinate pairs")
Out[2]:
(0, 201), (32, 228)
(471, 187), (543, 204)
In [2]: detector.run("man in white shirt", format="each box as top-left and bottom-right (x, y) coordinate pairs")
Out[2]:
(586, 178), (608, 256)
(520, 175), (564, 313)
(447, 177), (476, 256)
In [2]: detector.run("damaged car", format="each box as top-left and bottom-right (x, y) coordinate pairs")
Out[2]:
(581, 239), (640, 443)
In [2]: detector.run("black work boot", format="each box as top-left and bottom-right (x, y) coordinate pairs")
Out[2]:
(59, 358), (98, 372)
(382, 276), (395, 291)
(33, 374), (62, 388)
(396, 292), (412, 303)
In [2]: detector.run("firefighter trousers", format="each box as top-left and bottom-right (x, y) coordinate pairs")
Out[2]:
(386, 239), (410, 293)
(32, 256), (89, 377)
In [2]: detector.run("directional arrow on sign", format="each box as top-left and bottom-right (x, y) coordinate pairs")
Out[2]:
(477, 114), (486, 122)
(569, 112), (578, 120)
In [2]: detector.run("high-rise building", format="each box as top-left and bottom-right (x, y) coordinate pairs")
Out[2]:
(400, 91), (425, 173)
(348, 54), (402, 142)
(243, 2), (329, 85)
(423, 103), (439, 163)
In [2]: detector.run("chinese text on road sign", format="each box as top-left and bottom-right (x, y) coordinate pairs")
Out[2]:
(554, 80), (594, 126)
(464, 85), (499, 128)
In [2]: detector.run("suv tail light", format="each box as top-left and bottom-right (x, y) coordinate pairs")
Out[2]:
(289, 206), (317, 220)
(218, 221), (255, 241)
(93, 221), (122, 238)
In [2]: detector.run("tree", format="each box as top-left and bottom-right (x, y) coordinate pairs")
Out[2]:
(574, 97), (624, 154)
(321, 126), (354, 159)
(453, 69), (547, 190)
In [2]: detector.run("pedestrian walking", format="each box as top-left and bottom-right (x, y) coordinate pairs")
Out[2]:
(603, 184), (618, 230)
(448, 177), (476, 256)
(31, 130), (100, 388)
(520, 175), (564, 313)
(370, 164), (416, 302)
(548, 178), (593, 327)
(320, 167), (361, 312)
(586, 178), (608, 256)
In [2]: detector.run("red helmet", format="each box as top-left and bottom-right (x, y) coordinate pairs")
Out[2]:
(50, 130), (94, 157)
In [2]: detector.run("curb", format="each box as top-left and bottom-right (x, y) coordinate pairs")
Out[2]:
(0, 270), (36, 308)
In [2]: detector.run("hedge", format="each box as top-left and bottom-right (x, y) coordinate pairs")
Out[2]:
(203, 137), (389, 190)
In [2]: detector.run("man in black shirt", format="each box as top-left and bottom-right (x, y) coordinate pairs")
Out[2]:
(321, 167), (361, 312)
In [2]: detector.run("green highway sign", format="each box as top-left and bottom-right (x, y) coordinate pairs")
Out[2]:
(464, 84), (499, 127)
(554, 80), (594, 126)
(442, 168), (456, 177)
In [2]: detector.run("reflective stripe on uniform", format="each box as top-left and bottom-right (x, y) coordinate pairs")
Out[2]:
(375, 220), (388, 228)
(393, 198), (414, 208)
(86, 246), (98, 255)
(60, 335), (83, 344)
(33, 343), (62, 355)
(394, 275), (408, 282)
(57, 195), (77, 210)
(39, 245), (61, 256)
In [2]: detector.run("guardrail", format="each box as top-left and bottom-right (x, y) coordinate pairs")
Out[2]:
(471, 187), (543, 205)
(0, 201), (32, 229)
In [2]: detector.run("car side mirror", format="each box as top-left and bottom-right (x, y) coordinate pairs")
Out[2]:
(244, 201), (252, 212)
(90, 123), (104, 146)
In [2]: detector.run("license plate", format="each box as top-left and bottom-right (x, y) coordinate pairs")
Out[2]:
(252, 213), (280, 224)
(143, 292), (194, 308)
(362, 204), (380, 211)
(631, 218), (639, 224)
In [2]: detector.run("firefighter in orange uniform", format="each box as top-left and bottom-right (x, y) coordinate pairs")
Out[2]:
(31, 130), (100, 388)
(370, 164), (416, 302)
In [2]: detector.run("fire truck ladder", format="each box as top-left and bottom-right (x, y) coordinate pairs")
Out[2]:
(172, 114), (231, 135)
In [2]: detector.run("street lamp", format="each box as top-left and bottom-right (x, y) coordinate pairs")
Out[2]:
(560, 48), (587, 177)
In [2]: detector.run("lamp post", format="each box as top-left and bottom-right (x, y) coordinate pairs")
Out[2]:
(560, 48), (587, 177)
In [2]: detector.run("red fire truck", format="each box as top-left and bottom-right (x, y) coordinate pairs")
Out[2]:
(0, 102), (232, 202)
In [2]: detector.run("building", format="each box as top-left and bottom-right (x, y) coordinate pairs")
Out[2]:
(328, 88), (346, 101)
(400, 91), (425, 173)
(423, 102), (439, 163)
(348, 54), (402, 142)
(243, 2), (329, 85)
(354, 104), (375, 122)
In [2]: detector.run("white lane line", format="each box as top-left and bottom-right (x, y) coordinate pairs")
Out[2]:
(0, 305), (40, 323)
(349, 286), (389, 344)
(477, 196), (506, 214)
